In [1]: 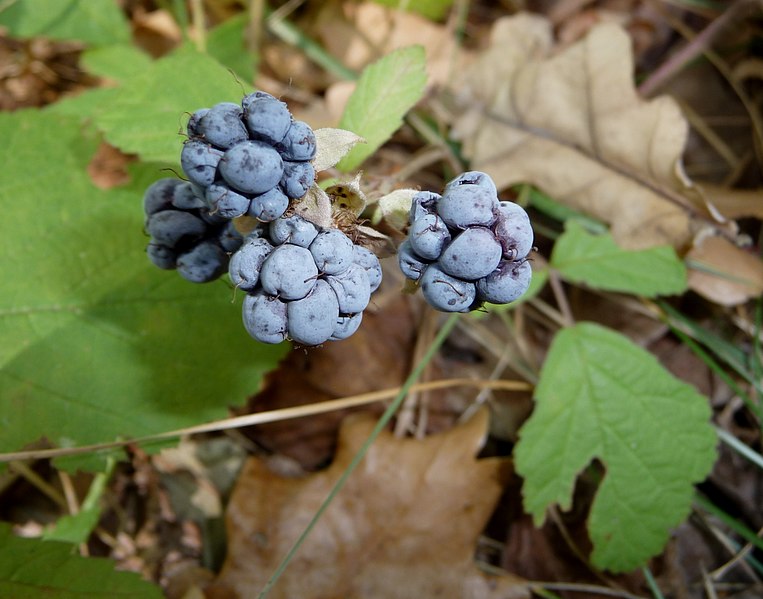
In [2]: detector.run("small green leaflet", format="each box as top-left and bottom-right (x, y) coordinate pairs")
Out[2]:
(370, 0), (455, 20)
(44, 460), (114, 544)
(0, 110), (287, 471)
(337, 45), (427, 171)
(207, 13), (258, 83)
(80, 45), (153, 83)
(0, 523), (162, 598)
(514, 323), (717, 572)
(0, 0), (130, 46)
(551, 220), (687, 297)
(94, 46), (246, 165)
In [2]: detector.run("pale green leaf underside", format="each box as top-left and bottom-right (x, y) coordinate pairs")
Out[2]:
(514, 323), (716, 572)
(551, 221), (687, 297)
(0, 111), (287, 469)
(370, 0), (455, 20)
(94, 46), (247, 165)
(80, 45), (153, 83)
(0, 0), (130, 45)
(337, 45), (427, 171)
(0, 523), (162, 598)
(207, 13), (258, 83)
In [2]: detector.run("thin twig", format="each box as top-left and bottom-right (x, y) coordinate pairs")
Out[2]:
(247, 0), (265, 57)
(528, 581), (647, 599)
(0, 378), (532, 464)
(266, 8), (358, 81)
(638, 0), (753, 97)
(643, 0), (763, 168)
(9, 461), (67, 509)
(548, 270), (575, 327)
(395, 308), (439, 437)
(188, 0), (206, 53)
(703, 565), (721, 599)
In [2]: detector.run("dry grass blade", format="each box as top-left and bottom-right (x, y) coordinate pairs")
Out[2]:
(0, 379), (533, 464)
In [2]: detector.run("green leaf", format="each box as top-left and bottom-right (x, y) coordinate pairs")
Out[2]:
(0, 110), (287, 470)
(94, 46), (246, 164)
(370, 0), (455, 20)
(207, 13), (258, 83)
(80, 45), (153, 83)
(0, 0), (130, 45)
(0, 523), (162, 598)
(44, 460), (115, 544)
(550, 221), (687, 297)
(337, 45), (427, 172)
(514, 323), (717, 572)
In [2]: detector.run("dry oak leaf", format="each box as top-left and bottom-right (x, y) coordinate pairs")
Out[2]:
(452, 14), (707, 251)
(686, 235), (763, 306)
(317, 2), (469, 88)
(206, 409), (528, 599)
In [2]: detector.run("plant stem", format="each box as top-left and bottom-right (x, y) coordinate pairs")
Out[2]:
(694, 493), (763, 552)
(257, 313), (460, 598)
(265, 8), (358, 81)
(715, 427), (763, 470)
(642, 566), (666, 599)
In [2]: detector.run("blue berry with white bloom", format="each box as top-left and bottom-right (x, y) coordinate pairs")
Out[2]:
(398, 171), (533, 311)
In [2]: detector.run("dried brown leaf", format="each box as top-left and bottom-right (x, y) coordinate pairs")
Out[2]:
(292, 183), (333, 229)
(206, 409), (527, 599)
(313, 128), (366, 172)
(316, 2), (468, 88)
(452, 14), (704, 251)
(686, 235), (763, 306)
(237, 291), (419, 469)
(702, 184), (763, 220)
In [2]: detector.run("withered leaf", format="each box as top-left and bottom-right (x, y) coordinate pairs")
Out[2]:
(452, 14), (701, 251)
(207, 409), (527, 599)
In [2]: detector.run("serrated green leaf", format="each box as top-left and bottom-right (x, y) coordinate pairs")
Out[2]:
(44, 461), (114, 544)
(313, 128), (366, 172)
(514, 323), (717, 572)
(551, 221), (687, 297)
(207, 13), (258, 83)
(44, 88), (120, 121)
(0, 0), (130, 45)
(94, 46), (246, 164)
(0, 523), (162, 598)
(80, 45), (153, 83)
(337, 46), (427, 171)
(0, 110), (287, 470)
(370, 0), (455, 20)
(43, 507), (101, 545)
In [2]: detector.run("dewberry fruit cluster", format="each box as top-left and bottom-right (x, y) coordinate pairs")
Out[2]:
(182, 91), (316, 221)
(229, 214), (383, 346)
(398, 171), (533, 312)
(144, 178), (244, 283)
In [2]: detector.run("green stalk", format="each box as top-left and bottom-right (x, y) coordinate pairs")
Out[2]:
(265, 8), (358, 81)
(694, 493), (763, 553)
(257, 312), (460, 598)
(642, 566), (666, 599)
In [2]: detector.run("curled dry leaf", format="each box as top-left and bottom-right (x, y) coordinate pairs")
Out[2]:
(313, 127), (366, 172)
(375, 188), (419, 231)
(452, 14), (702, 251)
(292, 183), (333, 229)
(316, 2), (469, 88)
(325, 172), (367, 216)
(701, 184), (763, 220)
(206, 409), (528, 599)
(686, 235), (763, 306)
